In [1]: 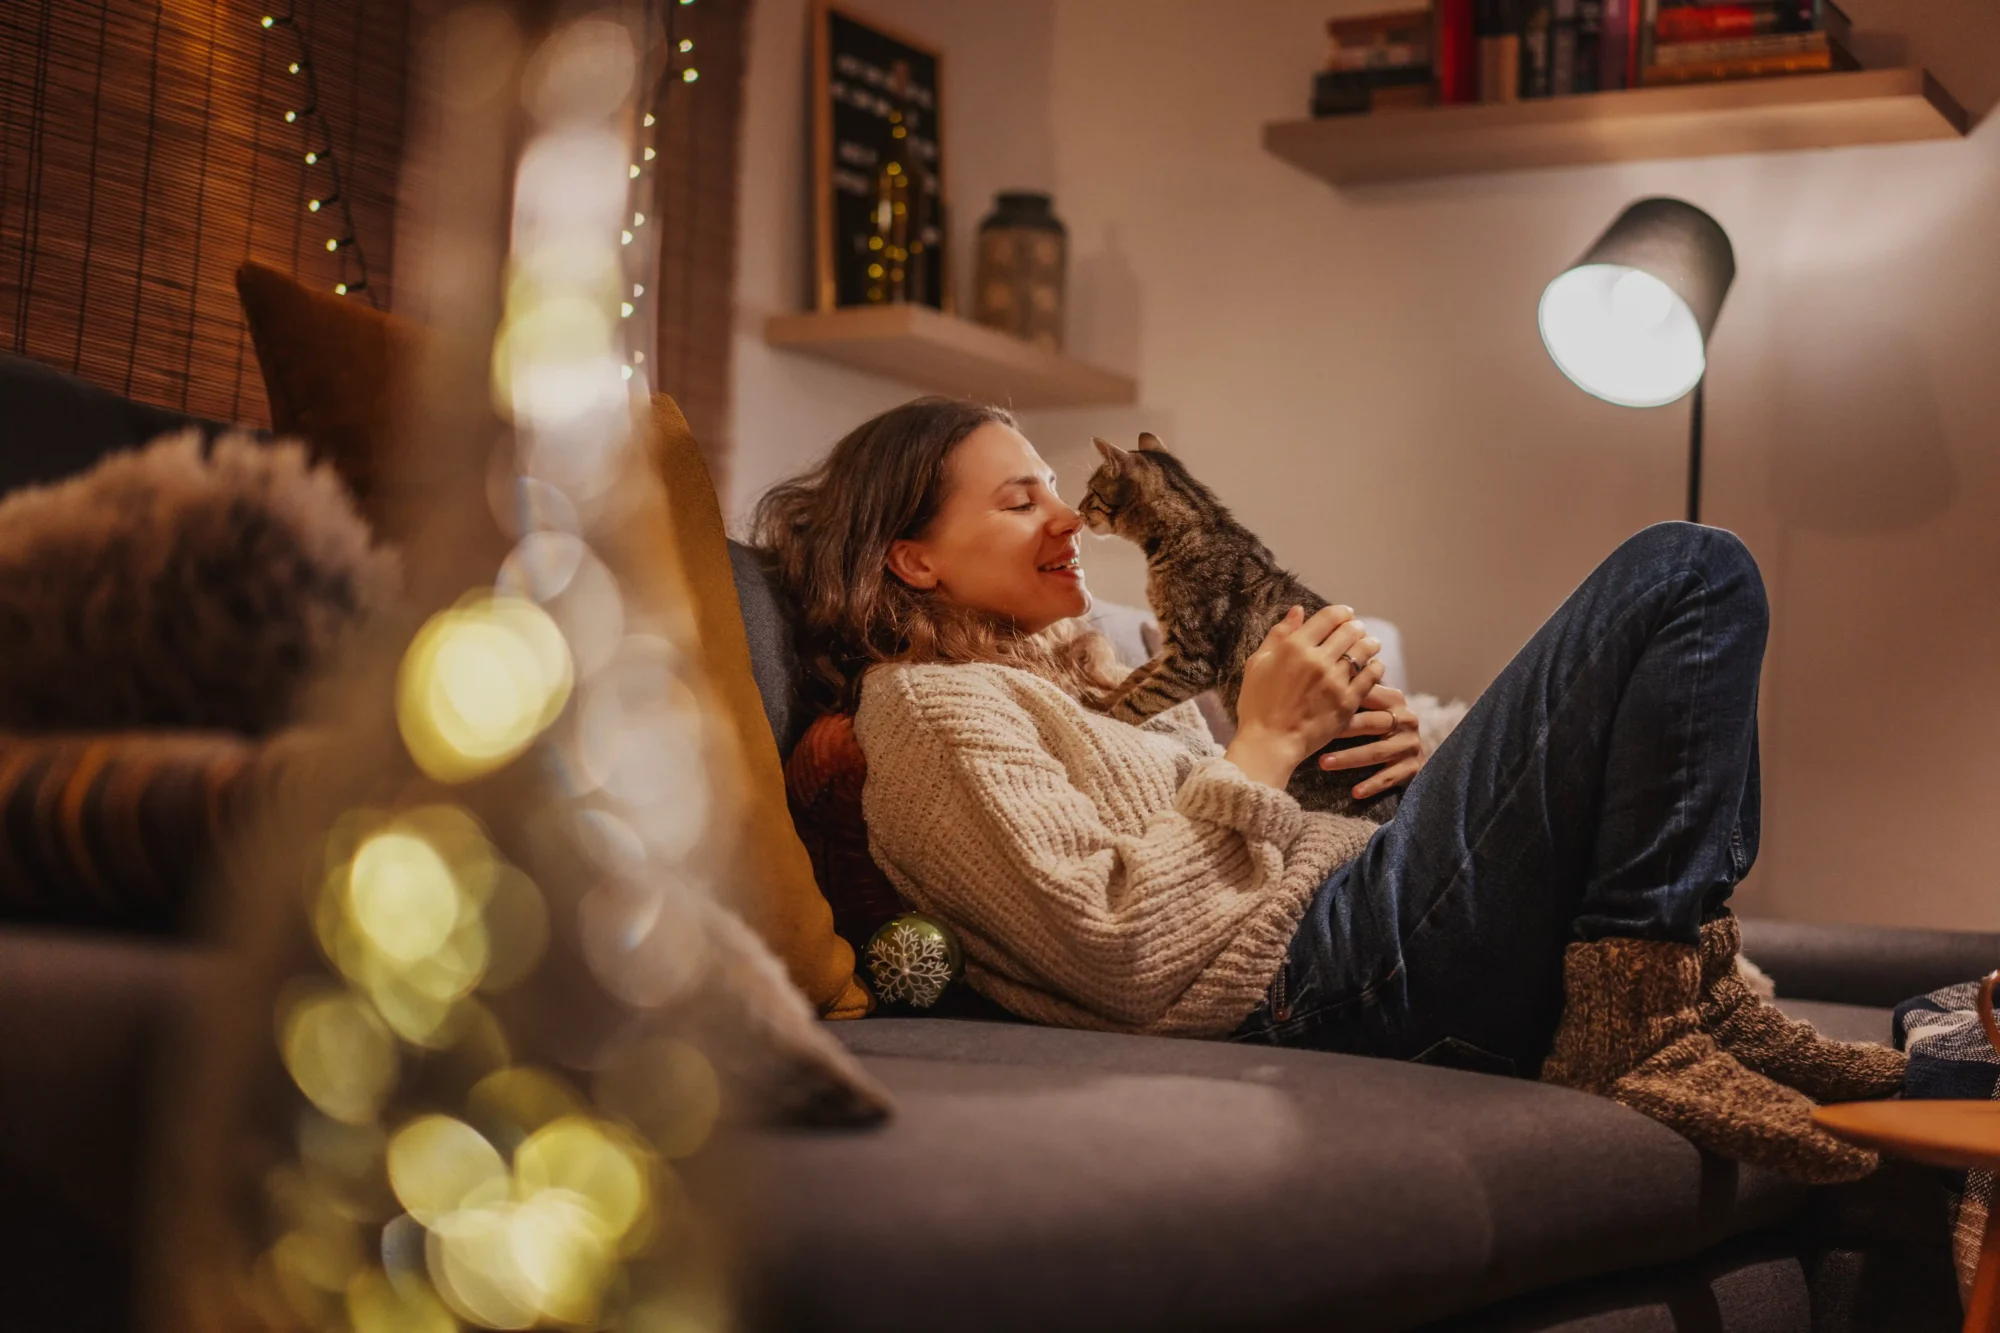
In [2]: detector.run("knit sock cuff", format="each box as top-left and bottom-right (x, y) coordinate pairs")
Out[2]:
(1175, 756), (1304, 850)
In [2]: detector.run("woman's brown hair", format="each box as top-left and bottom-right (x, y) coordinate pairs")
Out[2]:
(751, 397), (1122, 717)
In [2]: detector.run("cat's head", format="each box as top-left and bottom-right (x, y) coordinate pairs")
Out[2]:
(1078, 433), (1203, 542)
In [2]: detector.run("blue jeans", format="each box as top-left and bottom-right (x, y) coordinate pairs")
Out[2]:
(1232, 522), (1766, 1078)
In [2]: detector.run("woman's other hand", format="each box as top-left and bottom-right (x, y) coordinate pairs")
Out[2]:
(1224, 605), (1384, 790)
(1320, 683), (1424, 798)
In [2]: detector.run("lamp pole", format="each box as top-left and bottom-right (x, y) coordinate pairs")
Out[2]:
(1686, 376), (1704, 525)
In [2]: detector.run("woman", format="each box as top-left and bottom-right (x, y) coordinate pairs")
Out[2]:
(755, 398), (1905, 1183)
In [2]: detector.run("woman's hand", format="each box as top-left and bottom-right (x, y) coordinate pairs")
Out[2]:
(1224, 605), (1384, 790)
(1319, 683), (1425, 799)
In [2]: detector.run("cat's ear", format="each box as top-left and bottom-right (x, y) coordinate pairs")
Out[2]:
(1092, 436), (1131, 467)
(1136, 432), (1169, 453)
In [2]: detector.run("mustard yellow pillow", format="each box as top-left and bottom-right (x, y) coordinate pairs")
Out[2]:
(645, 396), (872, 1018)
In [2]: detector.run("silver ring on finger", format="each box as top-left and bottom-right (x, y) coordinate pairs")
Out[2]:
(1339, 652), (1363, 677)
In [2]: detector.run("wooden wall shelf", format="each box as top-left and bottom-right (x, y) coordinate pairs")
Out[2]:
(763, 305), (1138, 409)
(1264, 67), (1970, 186)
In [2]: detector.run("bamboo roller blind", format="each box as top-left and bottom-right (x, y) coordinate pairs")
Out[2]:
(0, 0), (411, 427)
(647, 0), (746, 489)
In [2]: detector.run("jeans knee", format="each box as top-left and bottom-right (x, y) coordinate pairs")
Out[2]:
(1609, 523), (1767, 626)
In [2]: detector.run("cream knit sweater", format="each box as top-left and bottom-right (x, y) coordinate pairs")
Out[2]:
(854, 661), (1380, 1037)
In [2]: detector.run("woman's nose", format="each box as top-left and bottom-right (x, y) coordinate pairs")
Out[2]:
(1049, 502), (1082, 535)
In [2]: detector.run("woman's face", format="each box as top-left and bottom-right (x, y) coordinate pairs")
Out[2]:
(886, 421), (1090, 634)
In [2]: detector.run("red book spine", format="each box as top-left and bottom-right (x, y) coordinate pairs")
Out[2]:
(1434, 0), (1479, 103)
(1656, 6), (1773, 42)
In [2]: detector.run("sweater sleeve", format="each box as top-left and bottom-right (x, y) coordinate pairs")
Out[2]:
(857, 666), (1363, 1030)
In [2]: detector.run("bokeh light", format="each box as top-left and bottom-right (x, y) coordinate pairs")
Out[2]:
(399, 596), (574, 784)
(388, 1115), (509, 1226)
(281, 991), (400, 1126)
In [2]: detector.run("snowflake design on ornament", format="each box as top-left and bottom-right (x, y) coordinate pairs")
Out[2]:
(868, 919), (953, 1008)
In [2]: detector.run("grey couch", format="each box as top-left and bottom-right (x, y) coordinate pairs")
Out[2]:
(0, 351), (1989, 1332)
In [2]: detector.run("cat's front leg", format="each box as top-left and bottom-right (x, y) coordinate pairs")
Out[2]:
(1102, 650), (1215, 725)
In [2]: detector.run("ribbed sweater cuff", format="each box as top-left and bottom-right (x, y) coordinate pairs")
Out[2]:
(1174, 756), (1304, 850)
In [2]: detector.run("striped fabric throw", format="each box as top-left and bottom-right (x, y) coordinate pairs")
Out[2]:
(1895, 980), (2000, 1303)
(0, 730), (291, 934)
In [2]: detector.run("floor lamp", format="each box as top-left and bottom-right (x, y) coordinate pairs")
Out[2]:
(1538, 197), (1736, 524)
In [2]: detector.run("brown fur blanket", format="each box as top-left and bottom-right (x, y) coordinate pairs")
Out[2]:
(0, 429), (396, 735)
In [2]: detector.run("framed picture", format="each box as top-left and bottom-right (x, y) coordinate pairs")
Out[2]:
(811, 2), (948, 313)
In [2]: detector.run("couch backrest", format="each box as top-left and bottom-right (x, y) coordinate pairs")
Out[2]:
(727, 539), (804, 760)
(0, 352), (243, 501)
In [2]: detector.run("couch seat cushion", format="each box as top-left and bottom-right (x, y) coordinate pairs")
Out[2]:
(742, 1020), (1808, 1333)
(1772, 999), (1893, 1047)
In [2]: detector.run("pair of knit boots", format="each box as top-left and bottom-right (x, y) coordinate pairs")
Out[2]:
(1540, 910), (1907, 1183)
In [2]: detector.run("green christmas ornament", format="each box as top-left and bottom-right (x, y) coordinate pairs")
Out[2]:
(866, 913), (964, 1010)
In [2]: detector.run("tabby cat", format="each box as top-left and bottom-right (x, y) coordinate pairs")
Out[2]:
(1077, 433), (1399, 824)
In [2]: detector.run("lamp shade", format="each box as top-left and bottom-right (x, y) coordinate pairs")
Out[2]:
(1538, 197), (1735, 409)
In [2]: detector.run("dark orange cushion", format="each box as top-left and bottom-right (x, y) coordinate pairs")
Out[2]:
(234, 260), (425, 539)
(784, 713), (912, 955)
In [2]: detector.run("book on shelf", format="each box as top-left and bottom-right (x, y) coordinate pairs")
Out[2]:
(1640, 43), (1853, 83)
(1654, 1), (1819, 44)
(1599, 0), (1634, 90)
(1313, 7), (1434, 114)
(1475, 0), (1522, 102)
(1652, 29), (1828, 64)
(1640, 0), (1855, 86)
(1434, 0), (1480, 103)
(1311, 65), (1434, 116)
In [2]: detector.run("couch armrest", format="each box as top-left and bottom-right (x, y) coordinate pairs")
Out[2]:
(1739, 917), (2000, 1008)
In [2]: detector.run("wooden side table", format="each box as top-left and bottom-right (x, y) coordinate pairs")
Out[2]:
(1814, 972), (2000, 1333)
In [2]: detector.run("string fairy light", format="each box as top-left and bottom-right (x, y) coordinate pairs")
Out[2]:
(617, 0), (700, 395)
(259, 11), (379, 306)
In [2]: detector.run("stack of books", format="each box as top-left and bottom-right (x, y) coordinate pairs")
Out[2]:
(1639, 1), (1856, 86)
(1313, 0), (1857, 115)
(1312, 10), (1434, 116)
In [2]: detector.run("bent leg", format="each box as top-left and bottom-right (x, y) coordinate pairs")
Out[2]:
(1240, 522), (1768, 1076)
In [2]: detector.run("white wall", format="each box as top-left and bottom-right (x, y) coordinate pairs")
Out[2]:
(729, 0), (1056, 525)
(1035, 0), (2000, 931)
(728, 0), (2000, 932)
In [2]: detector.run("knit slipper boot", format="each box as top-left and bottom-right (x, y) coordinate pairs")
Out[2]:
(1698, 911), (1907, 1103)
(1540, 937), (1879, 1184)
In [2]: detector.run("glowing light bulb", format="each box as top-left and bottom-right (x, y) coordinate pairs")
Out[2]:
(642, 147), (655, 161)
(304, 150), (319, 164)
(285, 109), (298, 122)
(287, 61), (300, 74)
(620, 230), (633, 245)
(326, 237), (338, 251)
(679, 38), (693, 52)
(260, 14), (275, 27)
(1538, 264), (1704, 408)
(682, 68), (698, 82)
(620, 365), (634, 381)
(619, 302), (633, 318)
(335, 282), (349, 295)
(631, 283), (643, 297)
(628, 164), (641, 178)
(632, 211), (644, 226)
(308, 198), (322, 212)
(642, 113), (655, 127)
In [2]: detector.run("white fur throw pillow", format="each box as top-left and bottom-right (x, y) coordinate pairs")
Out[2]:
(0, 429), (396, 735)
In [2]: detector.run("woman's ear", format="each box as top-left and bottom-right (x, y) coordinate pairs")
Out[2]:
(885, 538), (938, 590)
